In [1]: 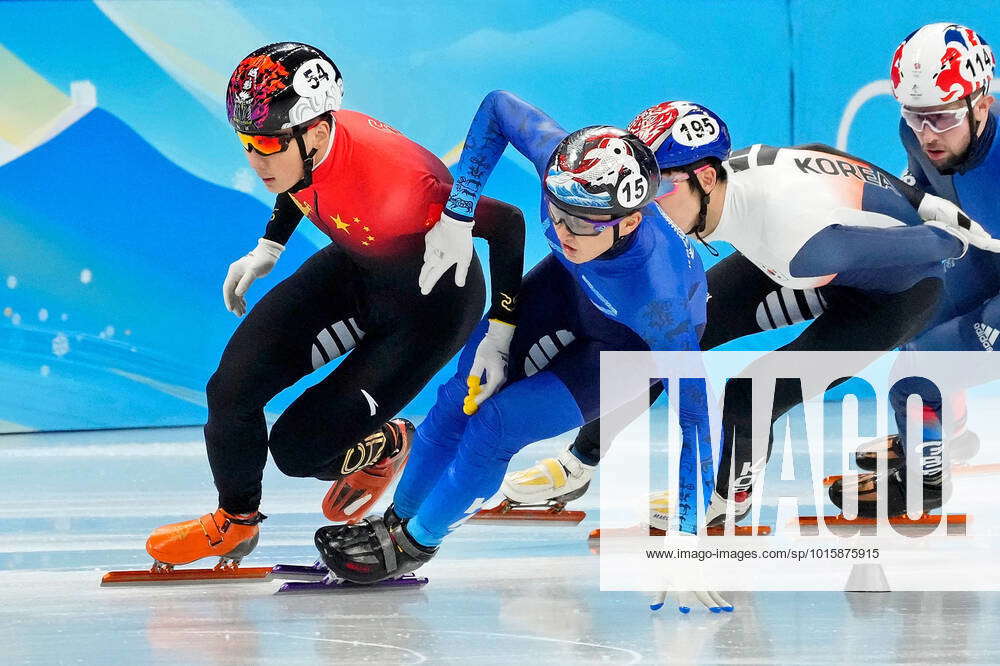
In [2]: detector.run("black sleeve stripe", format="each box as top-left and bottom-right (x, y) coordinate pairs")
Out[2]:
(727, 154), (751, 172)
(756, 145), (779, 167)
(793, 289), (815, 320)
(324, 325), (348, 357)
(343, 316), (364, 343)
(774, 289), (793, 327)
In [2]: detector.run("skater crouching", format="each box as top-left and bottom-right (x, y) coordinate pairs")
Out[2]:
(314, 92), (712, 584)
(145, 44), (525, 572)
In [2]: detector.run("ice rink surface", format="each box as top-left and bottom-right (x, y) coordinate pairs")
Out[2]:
(3, 426), (1000, 665)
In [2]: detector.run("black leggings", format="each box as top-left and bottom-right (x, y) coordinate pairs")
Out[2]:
(205, 244), (485, 513)
(570, 252), (941, 495)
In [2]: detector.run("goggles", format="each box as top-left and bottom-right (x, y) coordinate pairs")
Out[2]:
(236, 118), (326, 156)
(546, 200), (624, 237)
(237, 131), (295, 156)
(901, 93), (981, 134)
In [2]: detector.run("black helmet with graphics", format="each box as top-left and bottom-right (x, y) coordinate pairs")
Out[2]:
(226, 42), (343, 135)
(544, 126), (660, 222)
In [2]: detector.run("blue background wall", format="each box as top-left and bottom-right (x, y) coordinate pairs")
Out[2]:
(0, 1), (997, 431)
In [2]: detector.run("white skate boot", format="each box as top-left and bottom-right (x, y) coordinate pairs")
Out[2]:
(470, 448), (593, 525)
(502, 448), (595, 507)
(648, 490), (673, 533)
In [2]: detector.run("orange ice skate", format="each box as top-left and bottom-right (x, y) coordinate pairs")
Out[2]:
(322, 418), (414, 523)
(145, 508), (266, 571)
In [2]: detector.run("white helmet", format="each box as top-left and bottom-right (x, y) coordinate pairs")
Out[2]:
(890, 22), (994, 108)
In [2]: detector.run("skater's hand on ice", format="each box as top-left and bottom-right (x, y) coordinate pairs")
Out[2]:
(419, 211), (474, 295)
(464, 319), (515, 415)
(223, 238), (284, 316)
(650, 589), (733, 614)
(650, 546), (733, 614)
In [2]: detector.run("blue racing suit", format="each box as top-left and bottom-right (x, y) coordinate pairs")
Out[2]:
(892, 104), (1000, 446)
(393, 91), (711, 545)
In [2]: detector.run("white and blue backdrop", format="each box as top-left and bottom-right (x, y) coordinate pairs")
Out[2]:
(0, 1), (996, 431)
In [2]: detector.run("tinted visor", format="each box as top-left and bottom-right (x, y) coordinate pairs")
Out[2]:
(236, 131), (294, 156)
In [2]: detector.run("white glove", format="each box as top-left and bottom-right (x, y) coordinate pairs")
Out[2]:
(650, 589), (733, 614)
(647, 528), (734, 614)
(222, 238), (284, 317)
(918, 193), (1000, 251)
(925, 220), (1000, 256)
(419, 211), (475, 295)
(463, 319), (515, 415)
(917, 193), (972, 228)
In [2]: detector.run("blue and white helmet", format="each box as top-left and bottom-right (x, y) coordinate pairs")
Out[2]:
(627, 101), (731, 169)
(544, 126), (660, 219)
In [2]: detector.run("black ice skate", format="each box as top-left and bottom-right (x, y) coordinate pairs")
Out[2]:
(855, 431), (979, 472)
(314, 508), (436, 584)
(854, 434), (906, 472)
(829, 467), (947, 518)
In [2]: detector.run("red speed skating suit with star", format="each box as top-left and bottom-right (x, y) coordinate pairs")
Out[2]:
(207, 109), (524, 514)
(288, 112), (460, 259)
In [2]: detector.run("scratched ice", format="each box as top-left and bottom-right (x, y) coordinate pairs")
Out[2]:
(2, 426), (999, 664)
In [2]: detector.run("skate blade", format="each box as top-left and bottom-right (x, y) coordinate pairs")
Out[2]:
(101, 566), (273, 586)
(588, 524), (771, 539)
(798, 514), (967, 536)
(274, 573), (429, 595)
(267, 563), (330, 581)
(799, 514), (966, 526)
(468, 506), (586, 526)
